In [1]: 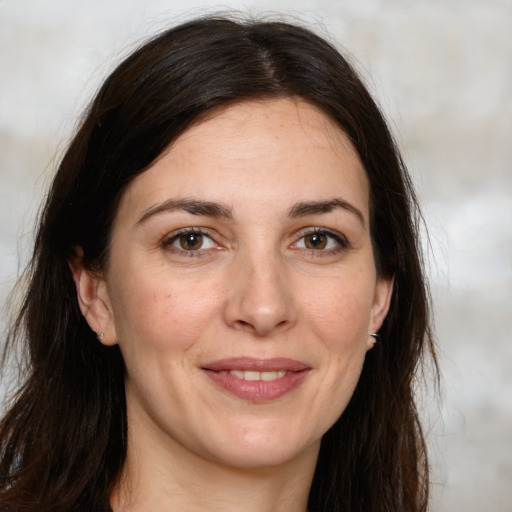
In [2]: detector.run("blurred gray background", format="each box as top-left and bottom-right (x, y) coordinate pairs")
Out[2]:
(1, 1), (511, 510)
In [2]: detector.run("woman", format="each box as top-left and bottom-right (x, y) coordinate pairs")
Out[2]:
(0, 15), (436, 512)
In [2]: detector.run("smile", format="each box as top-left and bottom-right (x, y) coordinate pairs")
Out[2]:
(218, 370), (288, 381)
(202, 358), (310, 401)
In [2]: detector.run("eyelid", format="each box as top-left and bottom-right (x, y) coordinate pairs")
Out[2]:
(162, 227), (221, 255)
(160, 226), (349, 257)
(292, 227), (350, 251)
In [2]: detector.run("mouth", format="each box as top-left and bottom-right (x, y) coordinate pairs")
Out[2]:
(217, 369), (288, 381)
(201, 357), (310, 401)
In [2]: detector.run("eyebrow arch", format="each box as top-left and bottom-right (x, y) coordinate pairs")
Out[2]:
(288, 199), (365, 226)
(137, 198), (233, 225)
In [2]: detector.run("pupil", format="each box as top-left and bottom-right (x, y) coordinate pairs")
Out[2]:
(181, 233), (202, 250)
(307, 233), (327, 249)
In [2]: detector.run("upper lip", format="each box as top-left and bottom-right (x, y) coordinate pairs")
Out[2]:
(202, 357), (310, 372)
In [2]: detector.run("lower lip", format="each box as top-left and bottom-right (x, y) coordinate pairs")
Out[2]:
(203, 370), (309, 402)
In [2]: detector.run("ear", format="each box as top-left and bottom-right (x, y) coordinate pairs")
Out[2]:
(68, 246), (117, 346)
(367, 275), (394, 350)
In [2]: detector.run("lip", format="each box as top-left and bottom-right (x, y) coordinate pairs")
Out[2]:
(201, 357), (311, 402)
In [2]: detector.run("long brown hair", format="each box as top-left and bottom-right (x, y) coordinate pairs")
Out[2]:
(1, 16), (437, 511)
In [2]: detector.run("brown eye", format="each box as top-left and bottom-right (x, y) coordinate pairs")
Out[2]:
(165, 229), (217, 254)
(293, 229), (348, 253)
(179, 232), (204, 250)
(304, 233), (328, 250)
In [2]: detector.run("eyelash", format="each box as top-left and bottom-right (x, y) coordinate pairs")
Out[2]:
(161, 228), (218, 257)
(161, 227), (350, 257)
(293, 228), (350, 255)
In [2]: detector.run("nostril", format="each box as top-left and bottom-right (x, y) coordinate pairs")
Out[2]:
(233, 320), (254, 332)
(233, 318), (291, 336)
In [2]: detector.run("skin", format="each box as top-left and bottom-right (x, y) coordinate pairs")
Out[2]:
(72, 98), (393, 512)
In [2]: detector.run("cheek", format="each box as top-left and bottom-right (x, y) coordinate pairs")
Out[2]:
(109, 270), (220, 356)
(301, 272), (375, 349)
(301, 276), (375, 426)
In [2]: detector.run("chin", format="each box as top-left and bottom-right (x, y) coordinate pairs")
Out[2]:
(202, 421), (321, 470)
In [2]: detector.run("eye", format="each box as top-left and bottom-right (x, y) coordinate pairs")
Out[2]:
(164, 229), (217, 253)
(304, 232), (329, 250)
(293, 229), (348, 252)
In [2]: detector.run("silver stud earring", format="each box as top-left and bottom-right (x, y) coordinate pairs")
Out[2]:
(96, 332), (104, 342)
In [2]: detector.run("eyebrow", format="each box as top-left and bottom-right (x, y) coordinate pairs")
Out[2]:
(136, 197), (365, 226)
(288, 199), (365, 226)
(137, 198), (233, 225)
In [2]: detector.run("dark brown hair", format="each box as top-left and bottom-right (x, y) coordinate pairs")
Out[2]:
(1, 15), (436, 512)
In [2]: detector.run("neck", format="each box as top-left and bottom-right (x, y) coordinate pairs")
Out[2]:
(111, 425), (318, 512)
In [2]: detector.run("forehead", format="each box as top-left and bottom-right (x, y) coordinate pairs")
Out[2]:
(117, 98), (369, 221)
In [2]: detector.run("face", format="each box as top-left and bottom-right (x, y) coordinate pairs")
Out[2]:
(76, 98), (392, 471)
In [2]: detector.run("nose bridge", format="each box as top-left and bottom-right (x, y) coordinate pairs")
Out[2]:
(224, 243), (295, 336)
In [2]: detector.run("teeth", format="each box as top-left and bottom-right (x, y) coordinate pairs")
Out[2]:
(226, 370), (288, 381)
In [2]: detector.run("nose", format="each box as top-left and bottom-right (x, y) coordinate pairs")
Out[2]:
(223, 251), (297, 337)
